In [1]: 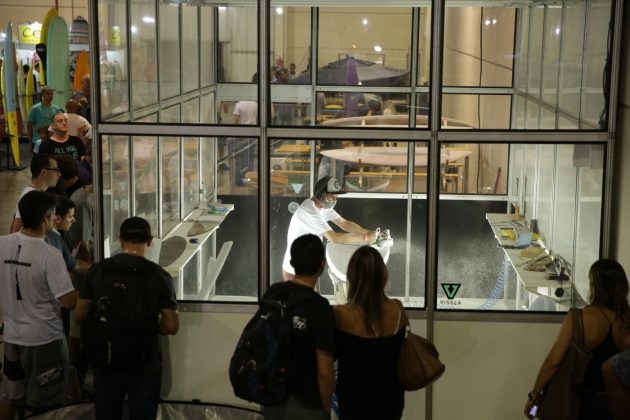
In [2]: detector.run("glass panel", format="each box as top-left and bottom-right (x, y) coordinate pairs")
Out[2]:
(269, 138), (426, 307)
(200, 6), (215, 88)
(218, 6), (258, 82)
(316, 92), (410, 127)
(541, 107), (555, 129)
(102, 136), (112, 251)
(317, 8), (412, 86)
(201, 137), (217, 201)
(130, 0), (157, 110)
(580, 1), (612, 129)
(514, 94), (526, 129)
(161, 104), (180, 123)
(443, 7), (515, 87)
(132, 137), (158, 233)
(99, 0), (129, 119)
(515, 7), (529, 92)
(526, 99), (539, 129)
(437, 142), (605, 312)
(526, 6), (544, 98)
(221, 100), (258, 125)
(271, 7), (311, 84)
(558, 2), (585, 118)
(448, 143), (508, 195)
(110, 136), (130, 255)
(201, 93), (216, 124)
(183, 98), (200, 124)
(214, 137), (259, 300)
(271, 99), (311, 127)
(159, 2), (180, 100)
(442, 95), (511, 129)
(161, 137), (180, 235)
(541, 6), (561, 107)
(135, 113), (158, 123)
(417, 6), (432, 86)
(182, 5), (199, 93)
(183, 138), (200, 217)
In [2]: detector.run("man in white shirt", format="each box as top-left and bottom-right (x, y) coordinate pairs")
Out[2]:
(10, 154), (61, 233)
(65, 99), (92, 144)
(282, 176), (377, 281)
(0, 190), (77, 419)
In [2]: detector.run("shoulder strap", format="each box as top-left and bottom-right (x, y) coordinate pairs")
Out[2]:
(596, 307), (614, 328)
(393, 309), (402, 334)
(570, 308), (585, 345)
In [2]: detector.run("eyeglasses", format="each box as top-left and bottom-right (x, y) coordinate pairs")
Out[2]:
(45, 167), (60, 172)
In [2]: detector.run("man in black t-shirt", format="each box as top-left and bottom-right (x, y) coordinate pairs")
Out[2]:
(74, 217), (179, 420)
(264, 234), (335, 420)
(38, 112), (86, 162)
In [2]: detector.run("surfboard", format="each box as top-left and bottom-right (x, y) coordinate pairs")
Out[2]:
(17, 59), (28, 132)
(39, 7), (58, 87)
(47, 16), (70, 108)
(320, 146), (473, 167)
(3, 22), (20, 166)
(25, 57), (35, 115)
(73, 51), (90, 93)
(1, 62), (6, 116)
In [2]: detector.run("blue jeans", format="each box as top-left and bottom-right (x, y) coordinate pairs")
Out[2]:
(94, 368), (161, 420)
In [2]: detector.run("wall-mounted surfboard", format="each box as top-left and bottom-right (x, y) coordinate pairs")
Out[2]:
(39, 7), (58, 87)
(73, 51), (90, 93)
(3, 21), (20, 166)
(25, 57), (35, 115)
(17, 60), (28, 132)
(47, 16), (70, 108)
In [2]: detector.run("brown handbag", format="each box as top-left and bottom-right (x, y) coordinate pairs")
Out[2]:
(537, 308), (593, 420)
(397, 312), (445, 391)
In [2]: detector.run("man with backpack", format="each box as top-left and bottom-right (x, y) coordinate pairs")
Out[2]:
(231, 234), (334, 419)
(74, 216), (179, 420)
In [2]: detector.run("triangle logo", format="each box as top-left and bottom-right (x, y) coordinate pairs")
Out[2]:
(441, 283), (461, 300)
(291, 183), (303, 194)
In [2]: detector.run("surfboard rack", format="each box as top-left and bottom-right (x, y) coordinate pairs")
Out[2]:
(0, 134), (26, 171)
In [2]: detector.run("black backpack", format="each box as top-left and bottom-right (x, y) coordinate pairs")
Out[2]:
(229, 286), (316, 405)
(82, 257), (159, 370)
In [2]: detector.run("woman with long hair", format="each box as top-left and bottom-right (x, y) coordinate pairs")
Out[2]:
(334, 246), (405, 420)
(524, 259), (630, 419)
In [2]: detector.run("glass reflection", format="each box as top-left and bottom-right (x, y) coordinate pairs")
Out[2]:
(132, 137), (158, 233)
(130, 0), (158, 109)
(316, 92), (410, 127)
(99, 1), (128, 119)
(159, 2), (180, 100)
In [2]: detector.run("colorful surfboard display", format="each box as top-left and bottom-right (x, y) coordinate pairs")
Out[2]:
(46, 16), (70, 108)
(17, 59), (28, 131)
(3, 21), (21, 166)
(72, 51), (90, 93)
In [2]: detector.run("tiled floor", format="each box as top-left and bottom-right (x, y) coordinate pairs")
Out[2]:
(0, 143), (32, 235)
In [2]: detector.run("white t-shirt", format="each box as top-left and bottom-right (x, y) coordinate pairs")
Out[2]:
(67, 113), (92, 139)
(282, 198), (340, 274)
(14, 186), (37, 219)
(233, 101), (258, 125)
(0, 232), (74, 346)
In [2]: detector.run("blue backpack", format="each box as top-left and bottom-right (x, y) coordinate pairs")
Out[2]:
(229, 286), (315, 405)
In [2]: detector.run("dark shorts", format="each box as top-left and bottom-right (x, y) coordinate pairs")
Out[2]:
(610, 349), (630, 388)
(0, 339), (69, 411)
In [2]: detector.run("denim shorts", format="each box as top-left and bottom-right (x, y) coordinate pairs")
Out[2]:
(610, 349), (630, 388)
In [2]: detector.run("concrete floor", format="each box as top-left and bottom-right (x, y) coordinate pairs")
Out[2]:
(0, 143), (32, 235)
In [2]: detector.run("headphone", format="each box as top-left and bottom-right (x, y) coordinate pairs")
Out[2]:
(314, 176), (341, 202)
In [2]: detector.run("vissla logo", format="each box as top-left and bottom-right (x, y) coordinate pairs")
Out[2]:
(441, 283), (461, 300)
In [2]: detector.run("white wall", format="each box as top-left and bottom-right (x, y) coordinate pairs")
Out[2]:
(162, 311), (559, 420)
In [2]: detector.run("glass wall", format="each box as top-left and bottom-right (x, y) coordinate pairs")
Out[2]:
(93, 0), (616, 312)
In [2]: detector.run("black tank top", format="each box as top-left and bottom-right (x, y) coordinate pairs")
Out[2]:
(581, 313), (619, 392)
